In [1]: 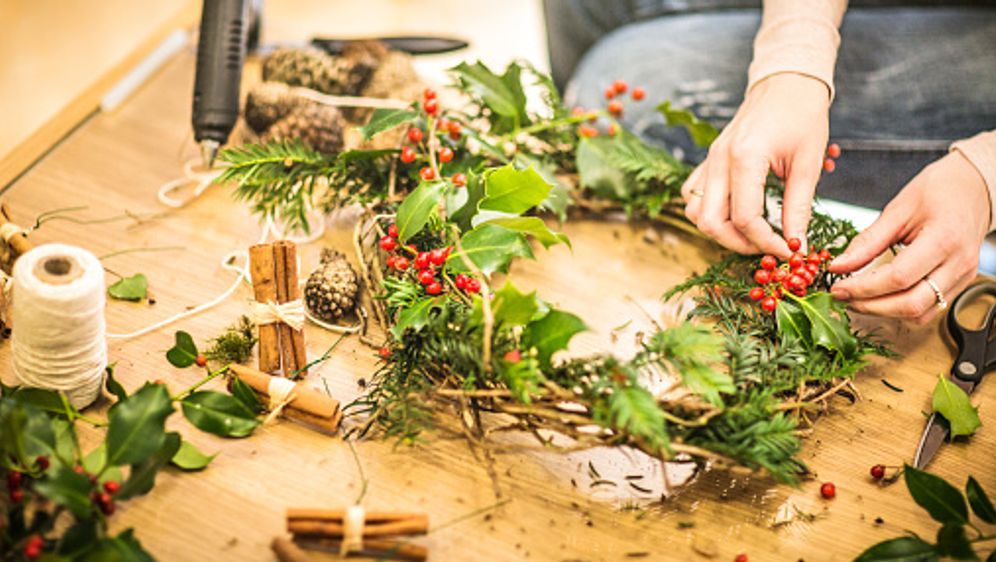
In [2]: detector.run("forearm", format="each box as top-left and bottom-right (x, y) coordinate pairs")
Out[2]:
(951, 131), (996, 231)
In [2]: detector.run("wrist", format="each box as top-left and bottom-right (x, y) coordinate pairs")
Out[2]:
(746, 72), (831, 107)
(941, 151), (992, 238)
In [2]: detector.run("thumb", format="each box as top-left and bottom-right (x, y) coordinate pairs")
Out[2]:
(781, 150), (822, 247)
(829, 204), (908, 274)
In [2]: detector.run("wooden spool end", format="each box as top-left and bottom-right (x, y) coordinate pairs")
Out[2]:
(33, 254), (85, 285)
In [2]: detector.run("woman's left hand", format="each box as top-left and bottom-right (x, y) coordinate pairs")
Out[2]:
(829, 152), (991, 324)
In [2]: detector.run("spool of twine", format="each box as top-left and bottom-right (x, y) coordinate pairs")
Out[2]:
(11, 244), (106, 408)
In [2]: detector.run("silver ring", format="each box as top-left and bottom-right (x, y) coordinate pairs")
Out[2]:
(923, 276), (948, 310)
(689, 189), (704, 197)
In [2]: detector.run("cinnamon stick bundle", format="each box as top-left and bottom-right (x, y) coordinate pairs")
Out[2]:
(229, 364), (341, 433)
(287, 508), (429, 561)
(249, 244), (281, 373)
(271, 537), (314, 562)
(274, 240), (308, 376)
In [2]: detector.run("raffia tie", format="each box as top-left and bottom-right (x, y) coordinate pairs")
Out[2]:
(262, 377), (297, 425)
(250, 299), (305, 331)
(340, 505), (365, 556)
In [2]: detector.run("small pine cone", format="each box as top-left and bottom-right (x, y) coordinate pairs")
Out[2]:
(244, 82), (303, 133)
(304, 249), (359, 323)
(261, 104), (345, 153)
(262, 48), (370, 96)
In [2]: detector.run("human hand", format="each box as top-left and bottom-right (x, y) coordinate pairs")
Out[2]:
(829, 152), (991, 323)
(681, 73), (831, 257)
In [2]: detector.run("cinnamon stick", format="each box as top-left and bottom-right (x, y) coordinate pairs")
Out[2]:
(271, 537), (314, 562)
(287, 518), (428, 538)
(288, 509), (427, 524)
(274, 240), (307, 376)
(295, 538), (428, 561)
(229, 364), (341, 433)
(249, 244), (280, 373)
(0, 205), (33, 258)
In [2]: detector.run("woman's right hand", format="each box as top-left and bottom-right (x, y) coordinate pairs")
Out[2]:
(681, 73), (832, 257)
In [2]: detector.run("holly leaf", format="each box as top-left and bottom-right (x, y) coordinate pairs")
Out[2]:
(479, 165), (552, 215)
(10, 387), (74, 419)
(450, 61), (524, 131)
(607, 384), (670, 453)
(395, 180), (445, 242)
(58, 520), (99, 558)
(166, 331), (199, 368)
(523, 309), (587, 368)
(105, 383), (173, 466)
(473, 216), (569, 249)
(170, 438), (215, 471)
(115, 432), (181, 501)
(905, 464), (968, 525)
(657, 101), (719, 147)
(33, 463), (93, 517)
(935, 524), (976, 560)
(576, 136), (629, 200)
(104, 363), (128, 402)
(932, 375), (981, 438)
(967, 476), (996, 524)
(448, 171), (486, 232)
(788, 292), (858, 358)
(80, 529), (155, 562)
(356, 108), (418, 140)
(107, 273), (148, 301)
(447, 224), (534, 275)
(775, 298), (810, 347)
(853, 536), (938, 562)
(181, 390), (259, 438)
(230, 376), (264, 415)
(490, 282), (541, 327)
(82, 444), (123, 485)
(391, 296), (445, 339)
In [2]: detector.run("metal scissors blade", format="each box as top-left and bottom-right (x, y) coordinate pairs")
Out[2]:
(912, 376), (976, 469)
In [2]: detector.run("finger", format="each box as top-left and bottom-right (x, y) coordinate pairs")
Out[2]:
(912, 273), (974, 325)
(729, 149), (789, 257)
(828, 201), (911, 275)
(781, 145), (824, 248)
(847, 260), (965, 322)
(682, 164), (705, 222)
(832, 226), (950, 301)
(697, 153), (758, 254)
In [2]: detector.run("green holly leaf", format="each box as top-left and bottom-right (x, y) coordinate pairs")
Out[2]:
(935, 524), (976, 560)
(395, 180), (445, 242)
(230, 376), (264, 415)
(853, 536), (938, 562)
(82, 444), (123, 485)
(80, 529), (155, 562)
(391, 296), (445, 339)
(105, 383), (173, 466)
(356, 108), (418, 140)
(107, 273), (148, 301)
(58, 519), (99, 558)
(50, 418), (79, 465)
(450, 61), (525, 132)
(490, 282), (542, 327)
(180, 390), (259, 438)
(447, 224), (534, 275)
(657, 101), (719, 147)
(787, 292), (858, 359)
(523, 309), (587, 368)
(115, 432), (181, 501)
(576, 136), (629, 200)
(479, 165), (552, 215)
(905, 464), (968, 525)
(775, 298), (810, 347)
(473, 216), (569, 249)
(166, 331), (199, 368)
(104, 363), (128, 402)
(449, 171), (486, 233)
(967, 476), (996, 524)
(170, 438), (215, 471)
(33, 463), (93, 517)
(932, 375), (981, 438)
(607, 384), (669, 453)
(10, 387), (74, 419)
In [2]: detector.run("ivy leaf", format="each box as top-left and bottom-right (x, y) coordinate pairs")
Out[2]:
(479, 165), (552, 215)
(523, 309), (587, 368)
(490, 282), (541, 327)
(905, 464), (968, 525)
(166, 331), (199, 368)
(170, 438), (215, 471)
(607, 384), (670, 453)
(230, 376), (265, 415)
(356, 108), (418, 140)
(853, 536), (938, 562)
(787, 292), (858, 358)
(105, 383), (173, 467)
(967, 476), (996, 524)
(395, 180), (445, 242)
(104, 363), (128, 402)
(932, 375), (981, 438)
(390, 297), (445, 339)
(473, 216), (569, 249)
(657, 101), (719, 147)
(935, 524), (976, 560)
(33, 464), (93, 517)
(115, 432), (181, 501)
(107, 273), (148, 301)
(447, 224), (534, 275)
(181, 391), (260, 438)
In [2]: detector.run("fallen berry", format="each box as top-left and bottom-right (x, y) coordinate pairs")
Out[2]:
(423, 99), (438, 116)
(420, 166), (436, 181)
(504, 349), (522, 363)
(748, 287), (765, 301)
(760, 255), (778, 270)
(870, 464), (886, 480)
(379, 235), (397, 252)
(451, 173), (467, 187)
(414, 252), (431, 270)
(439, 147), (454, 163)
(754, 269), (771, 285)
(820, 482), (836, 499)
(195, 354), (207, 367)
(787, 237), (802, 252)
(387, 224), (399, 238)
(400, 146), (416, 164)
(734, 555), (748, 562)
(425, 282), (443, 295)
(823, 158), (836, 173)
(378, 347), (391, 359)
(631, 86), (646, 101)
(761, 296), (778, 312)
(827, 142), (842, 159)
(607, 100), (623, 116)
(393, 257), (410, 271)
(418, 270), (436, 285)
(407, 128), (423, 143)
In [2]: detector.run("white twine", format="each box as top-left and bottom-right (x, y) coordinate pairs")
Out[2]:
(250, 299), (305, 331)
(263, 376), (297, 425)
(11, 244), (106, 408)
(0, 222), (24, 243)
(341, 505), (366, 555)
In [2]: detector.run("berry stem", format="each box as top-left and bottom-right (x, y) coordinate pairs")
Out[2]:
(500, 111), (607, 142)
(171, 364), (232, 402)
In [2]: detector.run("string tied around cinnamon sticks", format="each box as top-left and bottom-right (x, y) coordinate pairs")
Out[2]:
(286, 507), (429, 561)
(229, 364), (342, 433)
(263, 376), (298, 425)
(250, 299), (306, 332)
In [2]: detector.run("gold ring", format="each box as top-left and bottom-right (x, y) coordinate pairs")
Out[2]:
(689, 189), (704, 197)
(923, 276), (947, 310)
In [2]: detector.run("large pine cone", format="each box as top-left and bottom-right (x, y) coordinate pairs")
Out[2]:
(244, 82), (304, 133)
(262, 48), (373, 96)
(304, 249), (359, 323)
(261, 104), (345, 153)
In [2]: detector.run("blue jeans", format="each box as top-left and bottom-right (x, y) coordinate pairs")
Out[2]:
(545, 2), (996, 209)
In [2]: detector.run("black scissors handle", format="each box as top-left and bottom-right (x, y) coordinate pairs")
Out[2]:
(947, 281), (996, 384)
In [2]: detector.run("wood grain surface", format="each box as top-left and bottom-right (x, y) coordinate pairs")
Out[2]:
(0, 48), (993, 562)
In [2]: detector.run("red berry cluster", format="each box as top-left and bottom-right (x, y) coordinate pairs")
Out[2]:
(574, 78), (647, 138)
(401, 89), (466, 187)
(748, 237), (832, 312)
(22, 534), (43, 560)
(823, 142), (842, 173)
(70, 464), (120, 516)
(379, 223), (481, 296)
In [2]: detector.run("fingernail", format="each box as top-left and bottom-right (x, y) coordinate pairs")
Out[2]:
(831, 287), (850, 301)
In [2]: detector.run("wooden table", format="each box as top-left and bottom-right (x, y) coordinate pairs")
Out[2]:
(1, 48), (993, 562)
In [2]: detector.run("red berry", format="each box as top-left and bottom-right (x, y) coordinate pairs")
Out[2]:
(407, 128), (423, 143)
(805, 263), (819, 278)
(423, 88), (437, 100)
(870, 464), (886, 480)
(418, 270), (435, 285)
(760, 255), (777, 270)
(807, 252), (821, 265)
(607, 100), (623, 116)
(72, 465), (85, 475)
(788, 275), (806, 291)
(100, 499), (116, 516)
(385, 255), (397, 269)
(772, 268), (788, 282)
(823, 158), (836, 173)
(792, 287), (807, 297)
(387, 224), (399, 238)
(378, 347), (391, 359)
(818, 249), (831, 261)
(748, 287), (765, 301)
(425, 282), (443, 295)
(447, 121), (461, 135)
(571, 106), (586, 117)
(10, 488), (24, 503)
(439, 147), (454, 163)
(607, 123), (618, 136)
(754, 269), (771, 285)
(26, 535), (43, 549)
(379, 235), (397, 252)
(400, 146), (416, 164)
(420, 167), (436, 181)
(631, 86), (646, 101)
(449, 130), (462, 141)
(393, 257), (410, 271)
(734, 555), (748, 562)
(789, 253), (805, 269)
(35, 456), (49, 471)
(820, 482), (836, 499)
(8, 471), (23, 489)
(414, 252), (431, 270)
(604, 87), (615, 100)
(786, 237), (802, 252)
(465, 278), (481, 293)
(429, 247), (450, 266)
(761, 296), (777, 312)
(195, 354), (207, 367)
(423, 99), (438, 115)
(578, 124), (598, 138)
(451, 173), (467, 187)
(827, 142), (842, 159)
(612, 79), (628, 94)
(503, 349), (522, 363)
(23, 541), (41, 560)
(454, 274), (468, 289)
(104, 480), (120, 494)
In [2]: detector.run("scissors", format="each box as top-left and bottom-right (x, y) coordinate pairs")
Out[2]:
(913, 281), (996, 469)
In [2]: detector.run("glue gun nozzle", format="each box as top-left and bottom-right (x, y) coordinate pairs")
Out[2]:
(200, 140), (220, 170)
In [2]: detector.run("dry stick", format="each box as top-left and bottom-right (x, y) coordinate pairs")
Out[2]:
(777, 378), (852, 411)
(276, 240), (308, 376)
(249, 244), (281, 373)
(352, 214), (388, 333)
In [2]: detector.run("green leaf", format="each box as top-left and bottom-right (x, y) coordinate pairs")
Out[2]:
(966, 476), (996, 524)
(230, 376), (265, 415)
(81, 529), (155, 562)
(447, 224), (534, 275)
(576, 136), (629, 199)
(905, 464), (968, 525)
(853, 536), (938, 562)
(356, 108), (418, 140)
(987, 550), (995, 562)
(787, 292), (858, 358)
(523, 309), (587, 368)
(107, 273), (148, 301)
(680, 363), (735, 406)
(449, 171), (486, 232)
(500, 355), (543, 403)
(58, 519), (99, 558)
(11, 387), (74, 419)
(657, 101), (719, 147)
(608, 384), (670, 453)
(479, 165), (552, 215)
(450, 61), (524, 127)
(105, 383), (173, 466)
(171, 438), (215, 471)
(166, 331), (199, 368)
(181, 390), (260, 438)
(475, 216), (569, 249)
(50, 418), (79, 465)
(396, 180), (445, 242)
(104, 363), (128, 402)
(391, 296), (445, 339)
(82, 444), (123, 485)
(33, 463), (93, 517)
(491, 282), (541, 327)
(116, 432), (181, 501)
(775, 298), (810, 346)
(935, 524), (977, 560)
(932, 375), (981, 438)
(650, 324), (731, 405)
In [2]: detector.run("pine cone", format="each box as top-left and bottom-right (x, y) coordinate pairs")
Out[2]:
(304, 249), (359, 323)
(262, 48), (372, 96)
(261, 104), (345, 153)
(244, 82), (303, 133)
